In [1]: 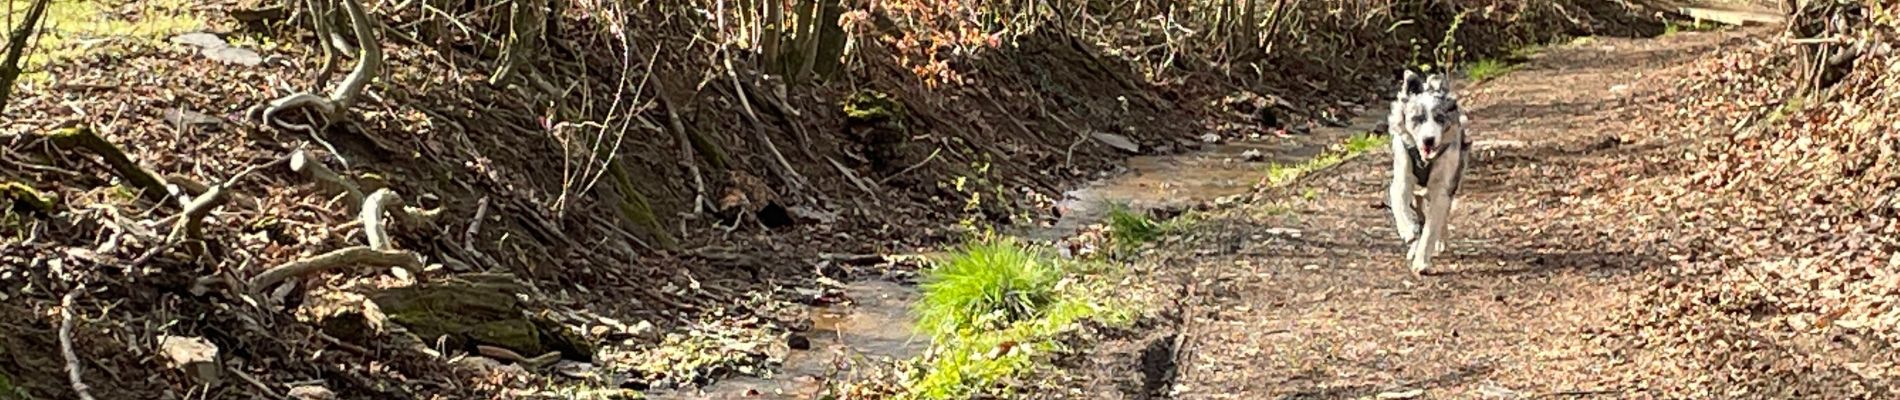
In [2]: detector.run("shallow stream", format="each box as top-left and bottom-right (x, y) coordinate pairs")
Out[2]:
(663, 111), (1386, 399)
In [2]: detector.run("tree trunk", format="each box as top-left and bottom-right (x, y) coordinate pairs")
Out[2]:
(759, 0), (784, 74)
(812, 0), (847, 80)
(0, 0), (54, 114)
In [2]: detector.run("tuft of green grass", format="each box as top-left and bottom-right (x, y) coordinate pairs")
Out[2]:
(1463, 58), (1515, 82)
(914, 237), (1061, 339)
(900, 237), (1137, 399)
(1105, 204), (1161, 250)
(1662, 19), (1722, 36)
(1261, 132), (1389, 187)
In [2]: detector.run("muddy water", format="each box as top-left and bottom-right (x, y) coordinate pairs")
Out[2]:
(672, 111), (1386, 398)
(652, 281), (925, 399)
(1033, 112), (1387, 242)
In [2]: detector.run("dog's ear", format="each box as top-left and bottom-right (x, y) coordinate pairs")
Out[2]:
(1424, 73), (1451, 93)
(1400, 69), (1424, 97)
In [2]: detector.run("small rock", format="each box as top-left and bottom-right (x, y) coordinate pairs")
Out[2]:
(1199, 133), (1222, 143)
(1239, 149), (1265, 162)
(157, 335), (222, 386)
(287, 386), (337, 400)
(1092, 132), (1141, 153)
(203, 46), (262, 66)
(788, 335), (812, 350)
(169, 32), (226, 48)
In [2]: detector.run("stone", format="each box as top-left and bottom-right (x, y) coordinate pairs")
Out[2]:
(287, 386), (337, 400)
(1091, 132), (1141, 153)
(1239, 149), (1265, 162)
(157, 335), (221, 386)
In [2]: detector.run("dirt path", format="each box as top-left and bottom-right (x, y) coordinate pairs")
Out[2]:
(1050, 26), (1779, 400)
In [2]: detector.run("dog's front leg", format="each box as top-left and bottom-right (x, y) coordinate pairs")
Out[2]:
(1412, 150), (1464, 274)
(1389, 141), (1421, 245)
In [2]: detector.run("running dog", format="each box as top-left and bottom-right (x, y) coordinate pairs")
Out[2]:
(1387, 69), (1469, 275)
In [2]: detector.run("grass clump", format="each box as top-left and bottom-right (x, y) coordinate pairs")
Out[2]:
(1261, 132), (1389, 187)
(1463, 58), (1515, 82)
(914, 237), (1060, 339)
(1662, 19), (1722, 36)
(1105, 204), (1161, 250)
(900, 236), (1137, 399)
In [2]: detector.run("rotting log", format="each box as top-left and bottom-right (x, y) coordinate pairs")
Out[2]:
(44, 127), (170, 201)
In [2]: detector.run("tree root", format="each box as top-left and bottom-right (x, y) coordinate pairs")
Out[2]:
(252, 0), (382, 168)
(44, 126), (168, 201)
(248, 246), (422, 292)
(167, 184), (226, 242)
(291, 149), (365, 210)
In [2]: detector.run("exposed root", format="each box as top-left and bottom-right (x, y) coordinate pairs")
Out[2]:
(361, 189), (403, 251)
(253, 0), (383, 168)
(60, 287), (97, 400)
(248, 246), (423, 292)
(291, 149), (365, 210)
(167, 184), (227, 242)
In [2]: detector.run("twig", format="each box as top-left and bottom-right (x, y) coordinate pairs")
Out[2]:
(228, 367), (285, 400)
(61, 286), (97, 400)
(165, 155), (289, 242)
(247, 246), (423, 292)
(824, 156), (879, 200)
(878, 147), (941, 185)
(720, 47), (807, 188)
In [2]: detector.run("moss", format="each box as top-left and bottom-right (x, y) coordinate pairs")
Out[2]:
(607, 163), (678, 250)
(843, 90), (904, 125)
(373, 275), (594, 360)
(11, 0), (206, 82)
(46, 127), (168, 201)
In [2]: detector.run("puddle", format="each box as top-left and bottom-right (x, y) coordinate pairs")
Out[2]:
(1033, 112), (1388, 242)
(650, 281), (925, 399)
(666, 110), (1386, 398)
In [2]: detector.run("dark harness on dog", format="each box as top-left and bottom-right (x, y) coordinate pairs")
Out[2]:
(1400, 137), (1470, 197)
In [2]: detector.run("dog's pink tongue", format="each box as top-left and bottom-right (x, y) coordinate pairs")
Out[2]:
(1421, 147), (1432, 158)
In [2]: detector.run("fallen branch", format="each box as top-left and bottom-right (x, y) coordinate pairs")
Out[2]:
(247, 246), (423, 292)
(44, 127), (168, 201)
(60, 287), (97, 400)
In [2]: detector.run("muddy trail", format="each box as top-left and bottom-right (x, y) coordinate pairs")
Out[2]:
(1038, 18), (1799, 400)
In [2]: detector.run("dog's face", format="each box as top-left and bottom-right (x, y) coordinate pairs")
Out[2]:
(1395, 70), (1464, 160)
